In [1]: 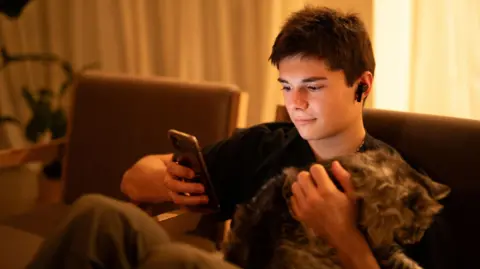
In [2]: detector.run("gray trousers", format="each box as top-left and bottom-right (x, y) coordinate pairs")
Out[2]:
(26, 194), (241, 269)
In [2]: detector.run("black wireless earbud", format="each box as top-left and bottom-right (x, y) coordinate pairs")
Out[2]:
(355, 83), (368, 102)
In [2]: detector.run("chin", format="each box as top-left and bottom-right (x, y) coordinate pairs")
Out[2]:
(295, 125), (324, 140)
(295, 122), (338, 141)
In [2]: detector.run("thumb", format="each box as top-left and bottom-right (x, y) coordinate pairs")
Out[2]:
(331, 161), (355, 200)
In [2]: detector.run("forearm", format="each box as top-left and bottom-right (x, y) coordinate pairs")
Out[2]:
(335, 229), (380, 269)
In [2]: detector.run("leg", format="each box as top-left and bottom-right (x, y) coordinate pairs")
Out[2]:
(27, 194), (171, 269)
(139, 243), (242, 269)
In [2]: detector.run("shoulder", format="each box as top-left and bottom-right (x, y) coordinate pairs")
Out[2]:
(201, 122), (298, 186)
(202, 122), (297, 156)
(233, 122), (296, 141)
(364, 133), (429, 174)
(363, 133), (399, 155)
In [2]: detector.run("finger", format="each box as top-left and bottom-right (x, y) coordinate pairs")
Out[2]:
(290, 196), (301, 220)
(310, 164), (337, 193)
(296, 171), (318, 197)
(332, 161), (355, 199)
(164, 174), (205, 194)
(165, 161), (195, 179)
(291, 182), (308, 210)
(169, 191), (209, 205)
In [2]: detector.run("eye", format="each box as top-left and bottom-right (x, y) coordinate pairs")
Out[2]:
(281, 85), (291, 91)
(306, 85), (324, 91)
(404, 191), (421, 209)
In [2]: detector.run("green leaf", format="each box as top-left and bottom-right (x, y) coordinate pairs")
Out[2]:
(38, 88), (55, 100)
(25, 118), (49, 143)
(21, 86), (36, 111)
(25, 100), (53, 143)
(58, 61), (101, 97)
(58, 80), (71, 97)
(50, 109), (68, 139)
(60, 61), (74, 75)
(0, 115), (22, 126)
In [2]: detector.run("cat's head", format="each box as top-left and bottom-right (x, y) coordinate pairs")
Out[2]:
(279, 150), (451, 248)
(392, 165), (450, 245)
(350, 151), (451, 247)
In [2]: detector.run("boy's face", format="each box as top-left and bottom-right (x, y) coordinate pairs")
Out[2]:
(278, 55), (365, 141)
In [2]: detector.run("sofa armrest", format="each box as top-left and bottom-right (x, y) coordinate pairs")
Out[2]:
(156, 210), (203, 237)
(156, 210), (214, 250)
(0, 138), (67, 169)
(155, 210), (228, 252)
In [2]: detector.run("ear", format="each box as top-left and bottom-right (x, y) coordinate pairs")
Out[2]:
(357, 71), (374, 99)
(428, 180), (451, 200)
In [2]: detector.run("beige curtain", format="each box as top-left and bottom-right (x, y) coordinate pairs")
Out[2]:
(0, 0), (307, 149)
(373, 0), (480, 120)
(409, 0), (480, 120)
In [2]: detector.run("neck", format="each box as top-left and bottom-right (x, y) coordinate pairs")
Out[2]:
(308, 119), (366, 161)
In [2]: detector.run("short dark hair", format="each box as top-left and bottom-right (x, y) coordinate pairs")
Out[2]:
(269, 6), (375, 87)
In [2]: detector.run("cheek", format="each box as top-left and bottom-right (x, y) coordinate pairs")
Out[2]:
(282, 91), (295, 108)
(308, 94), (340, 119)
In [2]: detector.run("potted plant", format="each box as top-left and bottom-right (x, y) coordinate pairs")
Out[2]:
(0, 0), (99, 207)
(0, 46), (99, 179)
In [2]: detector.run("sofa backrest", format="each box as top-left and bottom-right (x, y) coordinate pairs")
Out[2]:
(62, 72), (246, 205)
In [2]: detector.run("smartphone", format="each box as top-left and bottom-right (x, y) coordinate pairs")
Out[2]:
(167, 129), (221, 213)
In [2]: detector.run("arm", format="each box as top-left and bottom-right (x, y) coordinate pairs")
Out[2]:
(121, 125), (280, 213)
(335, 229), (381, 269)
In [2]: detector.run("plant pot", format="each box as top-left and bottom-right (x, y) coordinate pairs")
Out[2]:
(0, 164), (39, 218)
(36, 172), (63, 205)
(0, 163), (64, 219)
(36, 159), (64, 204)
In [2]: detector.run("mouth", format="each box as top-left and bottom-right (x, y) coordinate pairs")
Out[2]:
(294, 118), (316, 125)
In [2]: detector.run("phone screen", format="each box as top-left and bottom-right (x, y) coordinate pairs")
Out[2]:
(167, 129), (221, 213)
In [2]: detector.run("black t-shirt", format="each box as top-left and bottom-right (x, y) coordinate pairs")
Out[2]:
(202, 122), (452, 269)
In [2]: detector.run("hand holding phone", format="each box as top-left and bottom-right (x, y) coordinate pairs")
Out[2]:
(167, 129), (221, 213)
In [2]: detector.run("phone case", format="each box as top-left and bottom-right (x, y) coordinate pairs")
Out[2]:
(167, 129), (221, 213)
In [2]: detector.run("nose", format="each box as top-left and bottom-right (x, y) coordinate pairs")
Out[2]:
(290, 88), (308, 110)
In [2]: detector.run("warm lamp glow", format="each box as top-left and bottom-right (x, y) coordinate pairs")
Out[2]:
(372, 0), (412, 111)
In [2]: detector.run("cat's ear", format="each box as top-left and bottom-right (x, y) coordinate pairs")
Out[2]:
(282, 167), (300, 198)
(428, 180), (451, 200)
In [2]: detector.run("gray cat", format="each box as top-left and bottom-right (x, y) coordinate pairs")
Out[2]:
(223, 148), (450, 269)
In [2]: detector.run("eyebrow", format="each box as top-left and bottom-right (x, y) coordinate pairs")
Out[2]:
(277, 76), (328, 83)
